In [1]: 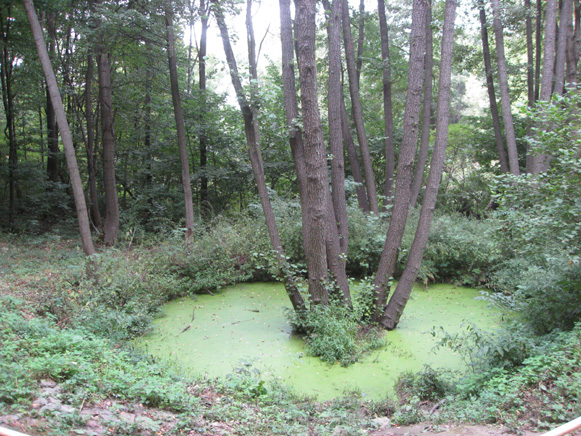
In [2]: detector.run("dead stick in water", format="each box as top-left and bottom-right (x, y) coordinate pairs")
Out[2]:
(222, 318), (254, 327)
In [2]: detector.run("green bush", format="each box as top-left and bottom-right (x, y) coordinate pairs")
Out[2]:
(395, 366), (451, 403)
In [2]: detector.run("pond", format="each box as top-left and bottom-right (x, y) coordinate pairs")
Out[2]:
(136, 282), (501, 401)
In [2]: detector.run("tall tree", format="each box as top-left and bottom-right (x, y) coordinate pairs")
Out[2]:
(199, 0), (209, 208)
(94, 0), (119, 245)
(554, 0), (573, 95)
(165, 0), (195, 242)
(490, 0), (520, 176)
(45, 11), (59, 185)
(479, 0), (509, 173)
(23, 0), (95, 256)
(377, 0), (395, 205)
(323, 0), (348, 255)
(372, 0), (429, 325)
(85, 47), (102, 229)
(342, 0), (379, 214)
(532, 0), (558, 174)
(213, 0), (306, 312)
(0, 4), (18, 227)
(383, 0), (458, 330)
(410, 1), (433, 208)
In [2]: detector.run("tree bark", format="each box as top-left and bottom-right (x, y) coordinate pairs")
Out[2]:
(356, 0), (365, 84)
(341, 94), (369, 211)
(525, 0), (535, 173)
(342, 0), (379, 214)
(97, 47), (119, 245)
(85, 49), (102, 229)
(295, 0), (332, 305)
(378, 0), (395, 206)
(555, 0), (573, 95)
(46, 11), (59, 185)
(566, 0), (579, 85)
(0, 5), (17, 228)
(490, 0), (520, 176)
(323, 0), (348, 255)
(383, 0), (457, 330)
(532, 0), (558, 174)
(23, 0), (95, 256)
(535, 0), (542, 101)
(165, 2), (195, 242)
(372, 0), (428, 325)
(214, 0), (306, 312)
(410, 2), (433, 208)
(199, 0), (209, 209)
(479, 0), (509, 173)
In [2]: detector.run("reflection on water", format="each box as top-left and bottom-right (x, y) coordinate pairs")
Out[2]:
(136, 282), (501, 400)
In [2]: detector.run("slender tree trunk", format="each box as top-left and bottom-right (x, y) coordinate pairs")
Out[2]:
(372, 0), (428, 325)
(97, 48), (119, 245)
(341, 94), (369, 211)
(199, 0), (209, 209)
(555, 0), (573, 94)
(323, 0), (348, 255)
(479, 0), (509, 173)
(279, 0), (310, 245)
(491, 0), (520, 176)
(23, 0), (95, 256)
(214, 0), (306, 312)
(46, 11), (59, 185)
(382, 0), (457, 330)
(532, 0), (558, 173)
(85, 49), (102, 229)
(378, 0), (395, 206)
(410, 2), (433, 208)
(566, 0), (579, 84)
(535, 0), (543, 101)
(165, 2), (195, 242)
(525, 0), (535, 172)
(0, 6), (17, 228)
(356, 0), (365, 84)
(342, 0), (379, 214)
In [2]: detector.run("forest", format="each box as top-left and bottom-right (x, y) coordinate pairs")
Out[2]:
(0, 0), (580, 434)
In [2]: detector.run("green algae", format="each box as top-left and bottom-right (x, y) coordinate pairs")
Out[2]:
(136, 282), (501, 401)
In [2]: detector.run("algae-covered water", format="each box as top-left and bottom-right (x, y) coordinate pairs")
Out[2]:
(136, 282), (501, 400)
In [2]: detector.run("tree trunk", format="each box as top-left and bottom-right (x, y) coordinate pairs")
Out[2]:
(279, 0), (310, 248)
(566, 0), (579, 85)
(490, 0), (520, 176)
(372, 0), (428, 325)
(85, 49), (102, 229)
(525, 0), (535, 173)
(97, 47), (119, 245)
(342, 0), (379, 214)
(323, 0), (349, 255)
(341, 94), (369, 211)
(23, 0), (95, 256)
(214, 0), (306, 312)
(479, 0), (509, 173)
(0, 6), (17, 228)
(46, 11), (59, 185)
(356, 0), (365, 84)
(378, 0), (395, 206)
(410, 2), (433, 208)
(294, 0), (332, 305)
(165, 2), (195, 242)
(382, 0), (457, 330)
(532, 0), (558, 174)
(555, 0), (573, 95)
(535, 0), (542, 101)
(199, 0), (209, 209)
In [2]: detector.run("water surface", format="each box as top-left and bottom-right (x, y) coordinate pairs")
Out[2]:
(137, 282), (500, 400)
